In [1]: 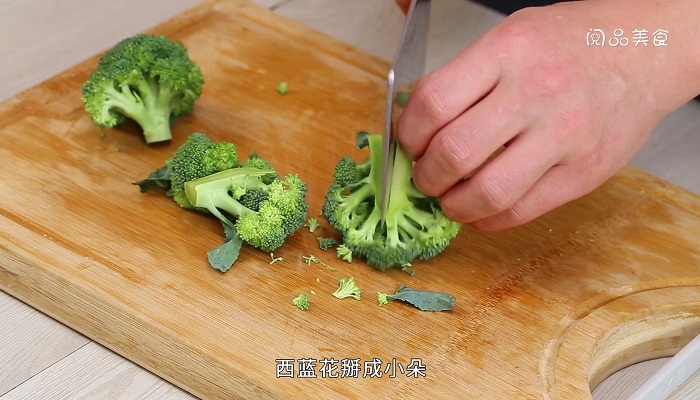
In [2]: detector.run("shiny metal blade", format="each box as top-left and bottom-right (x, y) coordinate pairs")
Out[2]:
(381, 0), (431, 226)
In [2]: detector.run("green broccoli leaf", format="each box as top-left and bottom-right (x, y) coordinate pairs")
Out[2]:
(378, 285), (455, 311)
(133, 165), (171, 192)
(207, 222), (243, 272)
(356, 131), (370, 149)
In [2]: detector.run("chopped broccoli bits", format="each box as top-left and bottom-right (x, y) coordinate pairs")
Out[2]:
(332, 277), (361, 300)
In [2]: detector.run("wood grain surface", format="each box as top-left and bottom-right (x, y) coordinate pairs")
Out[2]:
(1, 0), (699, 399)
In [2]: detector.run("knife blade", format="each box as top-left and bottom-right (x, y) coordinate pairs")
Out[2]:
(381, 0), (432, 226)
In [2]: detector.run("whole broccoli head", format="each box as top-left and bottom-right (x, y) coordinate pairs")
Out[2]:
(82, 34), (204, 144)
(322, 132), (461, 271)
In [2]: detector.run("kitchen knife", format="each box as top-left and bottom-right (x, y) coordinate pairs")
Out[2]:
(380, 0), (432, 226)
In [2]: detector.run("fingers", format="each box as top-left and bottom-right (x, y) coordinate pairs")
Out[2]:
(411, 83), (529, 196)
(397, 37), (501, 159)
(438, 133), (560, 224)
(468, 163), (605, 231)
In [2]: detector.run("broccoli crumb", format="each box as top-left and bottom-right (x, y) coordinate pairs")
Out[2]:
(302, 254), (319, 265)
(320, 261), (335, 272)
(332, 277), (361, 300)
(310, 290), (316, 295)
(336, 244), (352, 263)
(99, 132), (107, 139)
(318, 237), (337, 251)
(316, 277), (321, 283)
(276, 82), (288, 95)
(377, 293), (389, 306)
(269, 253), (284, 265)
(401, 262), (414, 276)
(304, 218), (320, 233)
(292, 292), (309, 310)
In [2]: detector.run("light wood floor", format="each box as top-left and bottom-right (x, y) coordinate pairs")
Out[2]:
(1, 0), (699, 398)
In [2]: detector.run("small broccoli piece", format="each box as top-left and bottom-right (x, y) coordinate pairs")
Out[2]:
(378, 293), (389, 307)
(401, 262), (414, 276)
(292, 293), (309, 310)
(304, 218), (320, 233)
(269, 253), (283, 265)
(276, 82), (288, 95)
(336, 244), (353, 263)
(317, 237), (337, 251)
(332, 277), (361, 300)
(302, 254), (319, 265)
(82, 34), (203, 144)
(322, 132), (462, 270)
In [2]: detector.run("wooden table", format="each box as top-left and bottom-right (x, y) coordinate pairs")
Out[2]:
(1, 1), (700, 399)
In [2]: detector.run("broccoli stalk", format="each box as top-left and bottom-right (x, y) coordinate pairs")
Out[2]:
(322, 133), (461, 270)
(82, 34), (204, 144)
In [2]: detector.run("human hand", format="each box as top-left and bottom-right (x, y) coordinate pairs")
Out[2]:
(397, 0), (700, 231)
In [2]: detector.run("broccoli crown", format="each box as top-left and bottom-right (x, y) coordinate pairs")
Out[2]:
(183, 167), (308, 253)
(81, 33), (204, 143)
(168, 133), (240, 208)
(322, 133), (461, 271)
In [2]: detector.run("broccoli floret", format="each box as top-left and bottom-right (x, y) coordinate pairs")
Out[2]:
(168, 133), (240, 208)
(292, 293), (309, 310)
(304, 218), (320, 233)
(322, 132), (461, 271)
(332, 277), (361, 300)
(82, 34), (203, 144)
(185, 170), (308, 252)
(377, 293), (389, 307)
(336, 244), (352, 263)
(317, 237), (337, 251)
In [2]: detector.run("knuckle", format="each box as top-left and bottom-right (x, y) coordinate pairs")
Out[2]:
(414, 79), (453, 124)
(436, 128), (474, 173)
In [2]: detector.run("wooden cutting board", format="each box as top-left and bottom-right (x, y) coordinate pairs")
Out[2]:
(1, 0), (699, 398)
